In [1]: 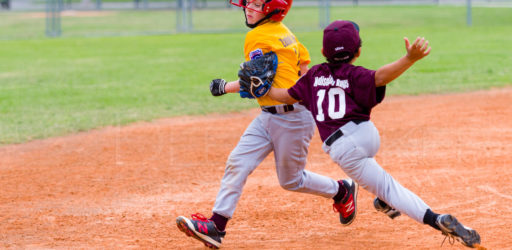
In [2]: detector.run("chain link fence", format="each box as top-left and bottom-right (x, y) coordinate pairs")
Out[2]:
(0, 0), (511, 39)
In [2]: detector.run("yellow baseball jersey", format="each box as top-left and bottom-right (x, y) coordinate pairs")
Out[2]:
(244, 21), (311, 107)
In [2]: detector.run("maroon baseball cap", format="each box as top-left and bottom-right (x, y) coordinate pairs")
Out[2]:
(323, 20), (361, 63)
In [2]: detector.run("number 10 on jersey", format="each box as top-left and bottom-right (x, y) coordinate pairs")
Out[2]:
(316, 88), (346, 122)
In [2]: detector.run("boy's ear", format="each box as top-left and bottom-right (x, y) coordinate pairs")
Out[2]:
(321, 48), (326, 58)
(355, 47), (362, 58)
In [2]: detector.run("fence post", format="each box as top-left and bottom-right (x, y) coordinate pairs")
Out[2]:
(177, 0), (193, 32)
(46, 0), (62, 37)
(188, 0), (194, 30)
(177, 0), (184, 32)
(466, 0), (472, 26)
(319, 0), (330, 29)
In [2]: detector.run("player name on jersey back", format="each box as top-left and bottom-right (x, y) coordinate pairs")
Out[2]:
(314, 75), (349, 89)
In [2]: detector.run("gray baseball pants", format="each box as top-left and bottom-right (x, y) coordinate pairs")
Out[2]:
(213, 104), (339, 218)
(322, 120), (430, 223)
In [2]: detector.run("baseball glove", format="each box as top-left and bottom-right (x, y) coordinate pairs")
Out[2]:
(238, 51), (278, 99)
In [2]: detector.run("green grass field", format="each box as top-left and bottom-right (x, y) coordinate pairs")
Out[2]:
(0, 5), (511, 144)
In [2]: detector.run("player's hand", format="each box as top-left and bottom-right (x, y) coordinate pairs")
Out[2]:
(404, 37), (431, 62)
(210, 79), (227, 96)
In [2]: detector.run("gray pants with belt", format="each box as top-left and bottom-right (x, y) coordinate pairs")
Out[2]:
(322, 120), (430, 223)
(213, 104), (339, 218)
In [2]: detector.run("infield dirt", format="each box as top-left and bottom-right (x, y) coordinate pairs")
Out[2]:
(1, 88), (511, 249)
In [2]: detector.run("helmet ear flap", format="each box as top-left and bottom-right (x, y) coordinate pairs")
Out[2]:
(263, 0), (292, 22)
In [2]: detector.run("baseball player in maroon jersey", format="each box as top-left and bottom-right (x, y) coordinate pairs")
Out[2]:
(268, 20), (483, 248)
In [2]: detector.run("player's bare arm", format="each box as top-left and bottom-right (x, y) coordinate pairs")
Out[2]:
(299, 63), (309, 76)
(265, 61), (307, 103)
(209, 79), (241, 96)
(225, 80), (241, 93)
(268, 87), (298, 104)
(267, 62), (307, 103)
(374, 36), (431, 87)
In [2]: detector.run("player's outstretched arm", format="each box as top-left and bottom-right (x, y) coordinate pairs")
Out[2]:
(299, 63), (309, 76)
(374, 37), (431, 87)
(268, 88), (298, 104)
(209, 79), (240, 96)
(224, 80), (241, 93)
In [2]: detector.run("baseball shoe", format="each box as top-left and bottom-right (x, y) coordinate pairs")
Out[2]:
(332, 179), (358, 226)
(373, 197), (401, 219)
(436, 214), (482, 248)
(176, 213), (225, 249)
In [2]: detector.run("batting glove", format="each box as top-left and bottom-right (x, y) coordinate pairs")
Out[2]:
(210, 79), (227, 97)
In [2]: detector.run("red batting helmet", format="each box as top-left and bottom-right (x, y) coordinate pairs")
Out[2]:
(230, 0), (293, 22)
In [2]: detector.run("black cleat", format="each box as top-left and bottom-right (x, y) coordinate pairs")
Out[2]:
(373, 197), (401, 219)
(436, 214), (481, 248)
(332, 179), (358, 226)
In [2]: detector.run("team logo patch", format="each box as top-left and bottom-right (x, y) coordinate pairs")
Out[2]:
(249, 49), (263, 60)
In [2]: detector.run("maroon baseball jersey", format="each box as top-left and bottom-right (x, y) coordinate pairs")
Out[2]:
(288, 62), (386, 142)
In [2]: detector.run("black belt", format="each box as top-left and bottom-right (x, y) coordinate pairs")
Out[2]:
(261, 104), (294, 114)
(325, 120), (367, 146)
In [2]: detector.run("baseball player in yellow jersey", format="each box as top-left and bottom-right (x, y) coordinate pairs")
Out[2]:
(176, 0), (359, 248)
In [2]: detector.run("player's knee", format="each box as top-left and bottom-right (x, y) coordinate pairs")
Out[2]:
(225, 160), (245, 175)
(279, 177), (303, 191)
(224, 156), (254, 178)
